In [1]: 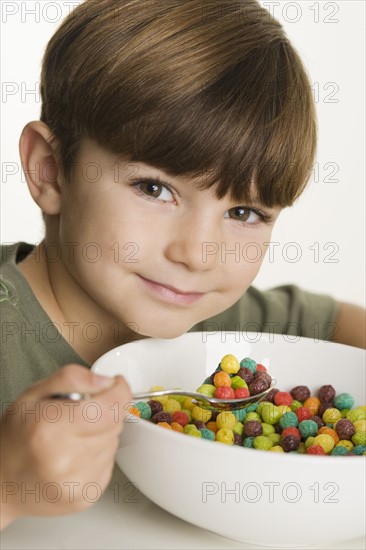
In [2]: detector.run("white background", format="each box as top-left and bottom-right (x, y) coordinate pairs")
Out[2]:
(1, 1), (365, 306)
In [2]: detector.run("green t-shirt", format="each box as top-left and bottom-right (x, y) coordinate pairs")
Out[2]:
(0, 242), (339, 407)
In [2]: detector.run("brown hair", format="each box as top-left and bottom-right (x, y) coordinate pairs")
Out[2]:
(40, 0), (317, 207)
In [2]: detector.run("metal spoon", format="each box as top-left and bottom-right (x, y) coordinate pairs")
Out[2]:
(48, 379), (276, 411)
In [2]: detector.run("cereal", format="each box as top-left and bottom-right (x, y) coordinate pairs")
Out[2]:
(145, 353), (365, 457)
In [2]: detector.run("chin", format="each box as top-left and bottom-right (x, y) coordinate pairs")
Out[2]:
(138, 323), (189, 340)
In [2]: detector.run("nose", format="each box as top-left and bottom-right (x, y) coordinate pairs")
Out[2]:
(163, 213), (220, 272)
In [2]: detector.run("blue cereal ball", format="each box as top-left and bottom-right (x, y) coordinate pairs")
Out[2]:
(353, 445), (366, 455)
(245, 402), (259, 413)
(200, 428), (215, 441)
(240, 357), (257, 373)
(331, 446), (349, 456)
(134, 401), (152, 420)
(203, 377), (212, 384)
(333, 393), (355, 410)
(298, 419), (318, 439)
(233, 408), (247, 422)
(243, 436), (255, 448)
(279, 411), (299, 429)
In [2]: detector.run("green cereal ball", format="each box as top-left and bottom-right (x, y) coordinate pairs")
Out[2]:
(334, 393), (355, 411)
(216, 428), (234, 445)
(253, 436), (273, 451)
(233, 408), (247, 422)
(196, 384), (216, 397)
(352, 432), (366, 446)
(233, 422), (244, 435)
(268, 433), (281, 445)
(353, 419), (366, 433)
(181, 408), (192, 422)
(261, 423), (275, 436)
(170, 393), (187, 405)
(184, 424), (202, 437)
(134, 401), (152, 420)
(353, 445), (366, 455)
(347, 408), (365, 423)
(261, 403), (281, 425)
(230, 376), (248, 390)
(299, 419), (318, 439)
(341, 408), (350, 418)
(322, 408), (342, 424)
(243, 436), (254, 448)
(200, 428), (215, 441)
(240, 357), (257, 372)
(331, 446), (349, 456)
(257, 401), (271, 416)
(164, 398), (181, 414)
(291, 400), (302, 412)
(279, 411), (298, 429)
(245, 412), (261, 422)
(305, 436), (315, 449)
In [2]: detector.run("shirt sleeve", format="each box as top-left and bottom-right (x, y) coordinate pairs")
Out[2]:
(189, 285), (340, 341)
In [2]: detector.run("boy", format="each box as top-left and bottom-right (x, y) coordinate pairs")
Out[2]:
(1, 0), (364, 530)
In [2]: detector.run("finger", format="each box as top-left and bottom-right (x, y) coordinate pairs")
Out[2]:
(22, 364), (118, 402)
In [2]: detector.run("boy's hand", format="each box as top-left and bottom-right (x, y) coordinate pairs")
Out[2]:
(0, 365), (132, 529)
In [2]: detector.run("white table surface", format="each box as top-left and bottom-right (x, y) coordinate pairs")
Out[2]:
(2, 465), (365, 550)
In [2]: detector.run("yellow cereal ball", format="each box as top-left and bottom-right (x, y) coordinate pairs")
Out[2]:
(149, 386), (168, 405)
(322, 408), (342, 424)
(191, 405), (212, 423)
(313, 434), (335, 454)
(216, 428), (234, 445)
(270, 445), (284, 452)
(336, 440), (354, 451)
(298, 442), (306, 454)
(163, 398), (181, 414)
(353, 419), (366, 433)
(220, 354), (240, 374)
(216, 412), (237, 430)
(277, 405), (292, 416)
(182, 397), (196, 411)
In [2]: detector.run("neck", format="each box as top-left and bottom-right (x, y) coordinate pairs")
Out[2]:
(16, 240), (145, 365)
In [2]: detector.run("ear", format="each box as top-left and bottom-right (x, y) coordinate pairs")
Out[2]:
(19, 121), (62, 215)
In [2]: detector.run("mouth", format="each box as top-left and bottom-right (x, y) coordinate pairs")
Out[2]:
(137, 275), (206, 305)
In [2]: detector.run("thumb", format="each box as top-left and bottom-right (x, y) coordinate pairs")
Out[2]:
(23, 364), (117, 401)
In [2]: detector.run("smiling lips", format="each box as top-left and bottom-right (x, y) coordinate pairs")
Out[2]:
(137, 275), (205, 305)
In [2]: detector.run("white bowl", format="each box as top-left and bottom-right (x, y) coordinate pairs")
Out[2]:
(92, 333), (366, 548)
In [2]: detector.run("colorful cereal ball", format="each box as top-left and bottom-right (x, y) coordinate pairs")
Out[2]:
(334, 393), (355, 411)
(220, 354), (240, 374)
(216, 412), (236, 430)
(335, 418), (355, 440)
(240, 357), (257, 373)
(322, 408), (342, 425)
(298, 420), (318, 439)
(253, 436), (273, 451)
(279, 412), (298, 429)
(307, 445), (326, 455)
(290, 385), (311, 402)
(274, 392), (293, 407)
(313, 434), (335, 454)
(216, 428), (234, 445)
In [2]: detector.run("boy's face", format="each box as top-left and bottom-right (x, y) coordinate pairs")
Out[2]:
(55, 139), (281, 338)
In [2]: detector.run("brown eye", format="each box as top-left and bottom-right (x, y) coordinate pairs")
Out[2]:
(140, 181), (162, 198)
(228, 207), (251, 222)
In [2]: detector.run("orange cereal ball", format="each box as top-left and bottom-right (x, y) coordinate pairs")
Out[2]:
(318, 427), (339, 445)
(206, 421), (218, 433)
(171, 422), (184, 432)
(128, 406), (141, 417)
(303, 397), (321, 416)
(157, 421), (172, 429)
(213, 371), (232, 388)
(220, 354), (240, 374)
